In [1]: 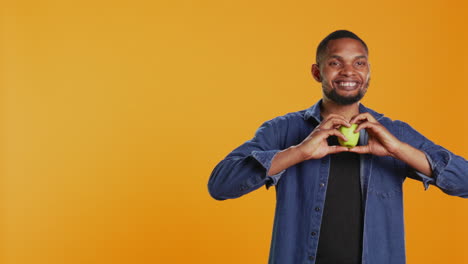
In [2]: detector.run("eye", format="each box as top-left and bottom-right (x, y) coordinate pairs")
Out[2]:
(355, 61), (367, 66)
(329, 61), (340, 66)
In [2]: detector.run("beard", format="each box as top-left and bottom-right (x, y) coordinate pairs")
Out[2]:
(325, 88), (365, 105)
(324, 79), (370, 105)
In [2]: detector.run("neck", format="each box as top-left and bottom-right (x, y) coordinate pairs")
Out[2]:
(320, 98), (360, 121)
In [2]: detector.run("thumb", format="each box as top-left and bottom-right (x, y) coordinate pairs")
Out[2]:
(328, 145), (350, 154)
(349, 145), (370, 154)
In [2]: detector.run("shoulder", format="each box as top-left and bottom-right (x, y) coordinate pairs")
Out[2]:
(363, 106), (422, 141)
(262, 108), (309, 125)
(276, 109), (307, 122)
(257, 109), (311, 141)
(360, 104), (412, 135)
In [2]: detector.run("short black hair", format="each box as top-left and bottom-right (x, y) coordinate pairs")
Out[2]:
(316, 30), (368, 64)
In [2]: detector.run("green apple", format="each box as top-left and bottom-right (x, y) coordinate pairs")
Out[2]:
(338, 124), (360, 148)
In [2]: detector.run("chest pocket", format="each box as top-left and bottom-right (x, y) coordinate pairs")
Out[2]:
(368, 156), (404, 198)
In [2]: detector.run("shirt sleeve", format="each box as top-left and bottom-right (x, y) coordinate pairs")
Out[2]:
(397, 120), (468, 198)
(207, 118), (286, 201)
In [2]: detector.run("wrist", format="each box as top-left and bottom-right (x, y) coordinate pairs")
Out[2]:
(268, 145), (305, 176)
(390, 141), (407, 160)
(293, 144), (309, 162)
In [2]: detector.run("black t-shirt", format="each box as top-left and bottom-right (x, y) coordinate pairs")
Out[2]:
(316, 136), (364, 264)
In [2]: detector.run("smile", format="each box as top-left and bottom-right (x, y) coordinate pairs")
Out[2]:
(337, 81), (357, 87)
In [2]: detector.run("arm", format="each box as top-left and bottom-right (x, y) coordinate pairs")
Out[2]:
(392, 142), (432, 177)
(348, 112), (468, 198)
(208, 114), (351, 200)
(267, 145), (304, 176)
(208, 118), (286, 201)
(268, 114), (352, 176)
(397, 121), (468, 197)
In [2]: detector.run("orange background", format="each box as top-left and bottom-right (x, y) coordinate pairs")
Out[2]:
(2, 0), (468, 263)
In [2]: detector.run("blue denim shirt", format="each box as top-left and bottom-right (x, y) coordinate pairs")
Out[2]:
(208, 99), (468, 264)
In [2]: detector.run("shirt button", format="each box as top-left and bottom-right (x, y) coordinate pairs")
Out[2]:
(311, 231), (317, 236)
(321, 159), (326, 164)
(315, 207), (320, 212)
(309, 255), (315, 260)
(320, 183), (325, 187)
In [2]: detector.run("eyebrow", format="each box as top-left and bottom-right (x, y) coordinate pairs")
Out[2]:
(329, 55), (367, 60)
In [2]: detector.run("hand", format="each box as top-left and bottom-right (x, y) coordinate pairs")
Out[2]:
(297, 114), (351, 160)
(348, 112), (402, 157)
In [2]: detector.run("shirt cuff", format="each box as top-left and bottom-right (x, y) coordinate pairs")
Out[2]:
(413, 151), (436, 190)
(251, 150), (286, 190)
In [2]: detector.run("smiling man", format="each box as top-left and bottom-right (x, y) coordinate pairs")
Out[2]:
(208, 30), (468, 264)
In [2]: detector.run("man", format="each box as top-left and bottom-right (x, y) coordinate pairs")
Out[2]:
(207, 30), (468, 264)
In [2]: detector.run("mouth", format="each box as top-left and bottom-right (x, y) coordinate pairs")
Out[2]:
(334, 80), (360, 91)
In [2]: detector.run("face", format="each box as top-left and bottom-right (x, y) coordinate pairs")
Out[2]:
(312, 38), (371, 105)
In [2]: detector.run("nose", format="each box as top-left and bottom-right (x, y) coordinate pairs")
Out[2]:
(340, 63), (355, 77)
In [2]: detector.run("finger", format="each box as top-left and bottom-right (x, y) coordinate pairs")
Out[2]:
(323, 114), (349, 124)
(326, 128), (348, 142)
(354, 122), (372, 133)
(321, 117), (351, 129)
(350, 114), (369, 125)
(349, 145), (370, 154)
(323, 119), (351, 129)
(328, 145), (350, 154)
(350, 112), (377, 124)
(355, 121), (380, 134)
(325, 113), (347, 120)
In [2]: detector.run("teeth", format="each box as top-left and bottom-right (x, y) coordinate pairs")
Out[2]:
(338, 82), (357, 87)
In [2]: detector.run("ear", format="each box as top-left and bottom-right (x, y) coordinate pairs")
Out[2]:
(311, 64), (322, 82)
(366, 62), (371, 82)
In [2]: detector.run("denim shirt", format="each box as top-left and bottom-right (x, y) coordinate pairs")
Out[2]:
(208, 99), (468, 264)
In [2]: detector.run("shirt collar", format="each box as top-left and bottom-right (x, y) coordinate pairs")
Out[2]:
(303, 99), (384, 123)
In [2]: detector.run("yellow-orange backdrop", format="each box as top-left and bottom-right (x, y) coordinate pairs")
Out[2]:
(2, 0), (468, 263)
